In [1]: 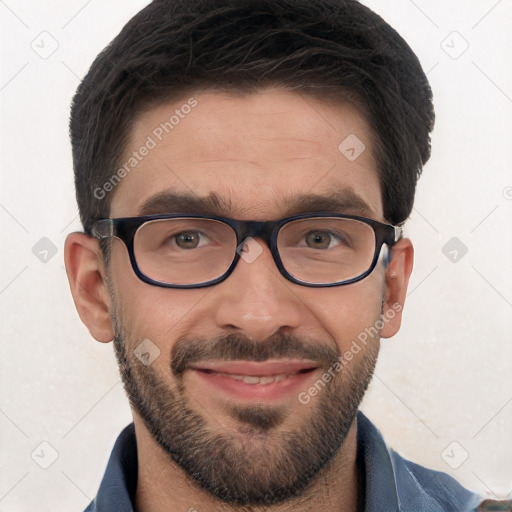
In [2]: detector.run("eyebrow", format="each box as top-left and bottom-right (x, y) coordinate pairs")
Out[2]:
(137, 190), (374, 218)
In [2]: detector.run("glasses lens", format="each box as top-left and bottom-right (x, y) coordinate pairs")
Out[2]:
(134, 218), (237, 285)
(277, 217), (376, 284)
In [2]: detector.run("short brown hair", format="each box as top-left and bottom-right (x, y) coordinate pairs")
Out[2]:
(70, 0), (435, 233)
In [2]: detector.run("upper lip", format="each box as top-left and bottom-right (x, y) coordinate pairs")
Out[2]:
(190, 360), (319, 376)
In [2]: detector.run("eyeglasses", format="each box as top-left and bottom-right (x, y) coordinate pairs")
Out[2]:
(91, 212), (402, 288)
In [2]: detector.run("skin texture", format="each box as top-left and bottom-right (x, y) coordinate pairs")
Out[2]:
(65, 88), (414, 512)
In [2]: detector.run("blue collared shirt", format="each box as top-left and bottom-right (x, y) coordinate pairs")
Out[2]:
(84, 411), (482, 511)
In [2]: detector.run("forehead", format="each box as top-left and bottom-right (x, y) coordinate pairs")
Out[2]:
(110, 88), (383, 221)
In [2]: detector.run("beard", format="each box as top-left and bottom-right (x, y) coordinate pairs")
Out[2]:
(112, 319), (379, 506)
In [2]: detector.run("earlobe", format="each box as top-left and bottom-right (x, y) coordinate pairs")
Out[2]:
(64, 232), (115, 343)
(380, 238), (414, 339)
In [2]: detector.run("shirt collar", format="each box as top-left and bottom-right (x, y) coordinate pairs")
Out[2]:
(87, 411), (480, 512)
(88, 422), (137, 512)
(356, 411), (400, 510)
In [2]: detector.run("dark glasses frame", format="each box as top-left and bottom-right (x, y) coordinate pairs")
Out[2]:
(91, 212), (403, 289)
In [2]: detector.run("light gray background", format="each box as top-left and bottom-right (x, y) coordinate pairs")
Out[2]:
(1, 1), (511, 510)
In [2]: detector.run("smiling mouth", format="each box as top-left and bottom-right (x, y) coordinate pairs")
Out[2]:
(197, 367), (317, 385)
(188, 360), (320, 401)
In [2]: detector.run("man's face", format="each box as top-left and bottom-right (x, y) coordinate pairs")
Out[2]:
(106, 89), (397, 504)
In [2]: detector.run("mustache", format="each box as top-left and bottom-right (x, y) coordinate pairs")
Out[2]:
(171, 331), (339, 376)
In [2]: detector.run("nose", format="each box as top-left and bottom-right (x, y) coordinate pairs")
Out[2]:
(212, 237), (304, 342)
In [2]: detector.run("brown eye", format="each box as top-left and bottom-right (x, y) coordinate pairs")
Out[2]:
(175, 231), (201, 249)
(305, 231), (335, 249)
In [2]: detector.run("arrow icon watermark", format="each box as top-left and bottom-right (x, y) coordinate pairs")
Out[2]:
(442, 237), (468, 263)
(134, 339), (160, 366)
(338, 134), (366, 162)
(32, 237), (58, 263)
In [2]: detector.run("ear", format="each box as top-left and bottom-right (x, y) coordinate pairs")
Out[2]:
(380, 238), (414, 339)
(64, 232), (115, 343)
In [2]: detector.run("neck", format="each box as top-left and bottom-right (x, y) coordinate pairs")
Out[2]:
(134, 414), (363, 512)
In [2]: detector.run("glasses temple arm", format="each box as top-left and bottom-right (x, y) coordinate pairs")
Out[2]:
(91, 219), (114, 239)
(394, 225), (404, 242)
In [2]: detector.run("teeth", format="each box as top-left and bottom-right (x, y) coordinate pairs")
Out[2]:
(228, 374), (245, 381)
(217, 372), (290, 385)
(243, 376), (261, 384)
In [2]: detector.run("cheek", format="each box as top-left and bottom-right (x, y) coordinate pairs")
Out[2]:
(306, 273), (385, 352)
(109, 240), (210, 352)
